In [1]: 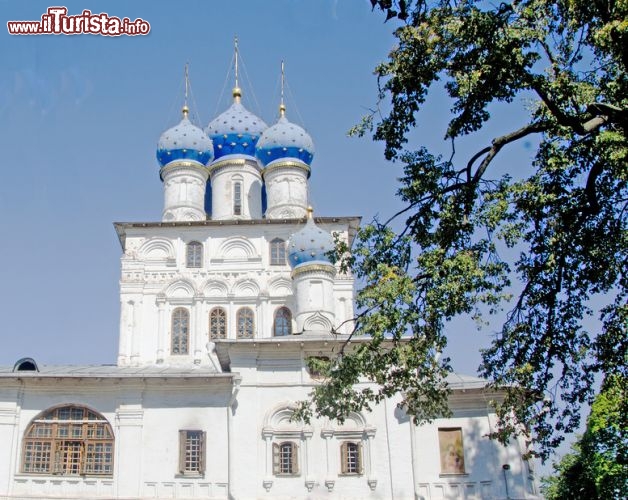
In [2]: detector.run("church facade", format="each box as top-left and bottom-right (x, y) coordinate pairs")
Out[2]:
(0, 63), (540, 500)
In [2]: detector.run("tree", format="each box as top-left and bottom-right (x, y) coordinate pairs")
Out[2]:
(295, 0), (627, 461)
(542, 374), (627, 498)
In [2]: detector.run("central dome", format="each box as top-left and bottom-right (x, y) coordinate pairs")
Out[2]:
(205, 89), (267, 160)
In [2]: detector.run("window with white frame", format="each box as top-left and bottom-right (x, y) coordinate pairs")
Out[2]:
(178, 430), (206, 475)
(171, 307), (189, 354)
(186, 241), (203, 268)
(236, 307), (254, 338)
(270, 238), (286, 265)
(21, 405), (114, 476)
(273, 441), (299, 476)
(209, 307), (227, 340)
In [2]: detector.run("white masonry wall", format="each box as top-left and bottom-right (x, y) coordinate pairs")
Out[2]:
(116, 219), (356, 367)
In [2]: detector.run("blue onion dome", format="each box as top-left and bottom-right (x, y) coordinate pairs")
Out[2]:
(255, 105), (314, 167)
(157, 106), (214, 167)
(288, 208), (335, 269)
(205, 87), (267, 160)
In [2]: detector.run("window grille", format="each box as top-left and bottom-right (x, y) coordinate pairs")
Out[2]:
(22, 405), (113, 476)
(209, 307), (227, 339)
(178, 430), (206, 475)
(270, 238), (286, 265)
(236, 307), (254, 339)
(186, 241), (203, 268)
(272, 441), (298, 475)
(273, 307), (292, 337)
(340, 441), (362, 474)
(171, 308), (190, 354)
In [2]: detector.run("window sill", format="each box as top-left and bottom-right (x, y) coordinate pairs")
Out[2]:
(176, 472), (205, 479)
(439, 473), (469, 478)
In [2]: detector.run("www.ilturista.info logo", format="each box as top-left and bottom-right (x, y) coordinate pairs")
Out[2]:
(7, 7), (150, 36)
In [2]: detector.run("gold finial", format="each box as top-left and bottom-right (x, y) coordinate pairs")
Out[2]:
(182, 62), (190, 118)
(232, 35), (241, 102)
(307, 206), (313, 219)
(279, 60), (286, 117)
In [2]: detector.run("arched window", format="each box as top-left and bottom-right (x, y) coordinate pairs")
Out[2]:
(171, 308), (189, 354)
(209, 307), (227, 340)
(186, 241), (203, 268)
(236, 307), (254, 339)
(233, 182), (242, 215)
(273, 441), (298, 475)
(270, 238), (286, 265)
(21, 405), (114, 476)
(273, 307), (292, 337)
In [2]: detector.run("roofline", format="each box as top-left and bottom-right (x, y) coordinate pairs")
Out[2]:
(114, 216), (361, 251)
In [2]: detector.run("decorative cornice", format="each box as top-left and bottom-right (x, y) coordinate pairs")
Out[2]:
(208, 157), (262, 176)
(159, 161), (209, 181)
(291, 263), (336, 279)
(262, 160), (310, 179)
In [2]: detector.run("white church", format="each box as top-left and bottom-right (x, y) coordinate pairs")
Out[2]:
(0, 54), (540, 499)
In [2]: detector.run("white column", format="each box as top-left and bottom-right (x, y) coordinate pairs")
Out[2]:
(156, 295), (166, 363)
(321, 428), (335, 492)
(262, 429), (273, 492)
(130, 298), (142, 364)
(303, 428), (314, 492)
(117, 299), (130, 365)
(0, 398), (19, 498)
(193, 294), (204, 364)
(115, 402), (144, 498)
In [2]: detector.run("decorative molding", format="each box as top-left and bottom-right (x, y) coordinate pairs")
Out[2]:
(291, 263), (336, 279)
(305, 479), (315, 492)
(262, 478), (273, 492)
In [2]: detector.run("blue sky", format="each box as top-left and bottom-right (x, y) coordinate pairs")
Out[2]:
(0, 0), (536, 378)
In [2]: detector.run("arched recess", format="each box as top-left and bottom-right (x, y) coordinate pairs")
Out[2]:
(261, 403), (313, 491)
(138, 237), (175, 261)
(217, 236), (258, 261)
(320, 412), (377, 491)
(268, 277), (293, 297)
(232, 278), (260, 297)
(21, 404), (114, 476)
(163, 279), (196, 299)
(202, 279), (229, 298)
(303, 312), (332, 332)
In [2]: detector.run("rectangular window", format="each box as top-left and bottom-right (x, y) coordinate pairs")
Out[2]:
(340, 441), (362, 474)
(438, 428), (465, 474)
(179, 430), (206, 475)
(186, 242), (203, 268)
(272, 442), (298, 475)
(234, 182), (242, 216)
(270, 239), (286, 265)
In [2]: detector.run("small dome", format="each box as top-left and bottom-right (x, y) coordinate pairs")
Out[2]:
(205, 94), (267, 160)
(288, 213), (334, 269)
(157, 109), (214, 167)
(256, 114), (314, 167)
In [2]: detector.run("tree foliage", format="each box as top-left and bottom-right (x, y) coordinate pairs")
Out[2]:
(296, 0), (627, 461)
(542, 374), (627, 499)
